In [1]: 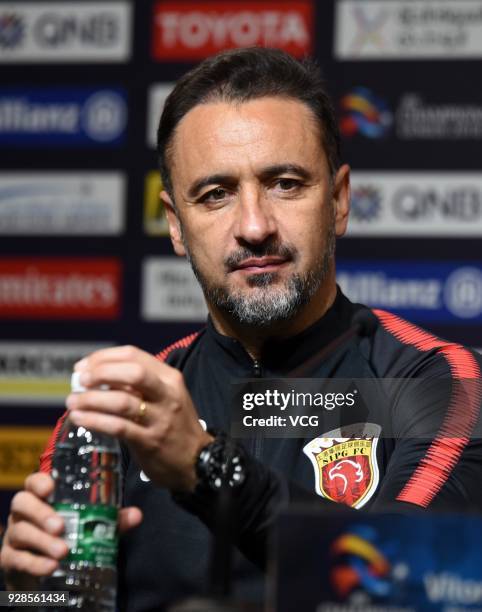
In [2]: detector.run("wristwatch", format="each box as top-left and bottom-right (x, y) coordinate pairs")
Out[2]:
(195, 430), (247, 491)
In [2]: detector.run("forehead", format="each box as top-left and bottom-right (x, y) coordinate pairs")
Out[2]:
(169, 97), (327, 186)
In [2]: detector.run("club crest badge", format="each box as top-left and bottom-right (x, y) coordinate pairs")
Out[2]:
(303, 423), (381, 509)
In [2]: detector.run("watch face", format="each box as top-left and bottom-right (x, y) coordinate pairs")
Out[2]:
(197, 436), (246, 491)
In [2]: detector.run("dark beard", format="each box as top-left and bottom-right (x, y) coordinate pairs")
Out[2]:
(184, 232), (335, 328)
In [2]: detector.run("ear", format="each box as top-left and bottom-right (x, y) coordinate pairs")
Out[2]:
(161, 190), (186, 257)
(332, 164), (351, 238)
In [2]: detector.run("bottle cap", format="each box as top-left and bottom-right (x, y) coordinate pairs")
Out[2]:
(71, 371), (110, 393)
(71, 371), (86, 393)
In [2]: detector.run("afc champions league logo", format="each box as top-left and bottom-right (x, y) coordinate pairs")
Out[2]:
(303, 423), (381, 509)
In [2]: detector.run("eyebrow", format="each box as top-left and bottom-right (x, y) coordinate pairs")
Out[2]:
(258, 164), (313, 183)
(187, 174), (237, 200)
(186, 163), (313, 200)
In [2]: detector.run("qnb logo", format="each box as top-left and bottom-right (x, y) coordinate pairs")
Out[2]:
(340, 87), (393, 139)
(0, 13), (24, 49)
(33, 13), (119, 48)
(444, 267), (482, 319)
(81, 91), (127, 142)
(351, 186), (382, 222)
(393, 186), (482, 221)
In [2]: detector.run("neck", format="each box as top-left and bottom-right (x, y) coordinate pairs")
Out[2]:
(207, 273), (338, 360)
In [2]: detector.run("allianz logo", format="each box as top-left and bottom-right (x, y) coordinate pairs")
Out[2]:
(338, 267), (482, 318)
(0, 91), (126, 141)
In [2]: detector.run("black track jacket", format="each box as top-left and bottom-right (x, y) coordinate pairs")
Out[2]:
(40, 290), (482, 611)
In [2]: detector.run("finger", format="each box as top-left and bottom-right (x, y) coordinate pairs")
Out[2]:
(66, 390), (145, 423)
(10, 492), (64, 536)
(24, 472), (54, 499)
(118, 507), (143, 533)
(75, 345), (155, 372)
(2, 546), (59, 578)
(75, 362), (163, 400)
(69, 410), (145, 444)
(7, 521), (68, 561)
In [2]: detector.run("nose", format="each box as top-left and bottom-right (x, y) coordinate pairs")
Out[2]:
(233, 185), (277, 245)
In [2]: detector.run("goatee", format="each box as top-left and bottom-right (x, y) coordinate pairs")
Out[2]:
(184, 230), (335, 328)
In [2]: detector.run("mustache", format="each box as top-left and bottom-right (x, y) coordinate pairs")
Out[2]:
(225, 241), (297, 271)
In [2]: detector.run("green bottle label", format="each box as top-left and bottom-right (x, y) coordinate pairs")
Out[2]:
(53, 503), (118, 568)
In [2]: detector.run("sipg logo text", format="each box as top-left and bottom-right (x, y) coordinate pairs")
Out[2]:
(152, 1), (313, 60)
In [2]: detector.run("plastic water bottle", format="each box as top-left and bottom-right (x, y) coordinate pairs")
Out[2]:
(40, 372), (122, 611)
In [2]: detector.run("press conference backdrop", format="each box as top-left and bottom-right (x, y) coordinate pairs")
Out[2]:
(0, 0), (481, 526)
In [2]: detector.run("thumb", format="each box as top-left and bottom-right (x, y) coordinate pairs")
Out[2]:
(118, 506), (143, 533)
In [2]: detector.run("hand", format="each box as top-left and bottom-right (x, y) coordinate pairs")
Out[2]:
(0, 472), (142, 589)
(67, 345), (213, 492)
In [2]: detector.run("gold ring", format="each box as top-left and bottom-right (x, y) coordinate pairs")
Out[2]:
(136, 401), (148, 423)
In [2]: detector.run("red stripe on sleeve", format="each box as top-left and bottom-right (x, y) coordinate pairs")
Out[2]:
(373, 309), (482, 508)
(39, 411), (68, 474)
(156, 332), (200, 363)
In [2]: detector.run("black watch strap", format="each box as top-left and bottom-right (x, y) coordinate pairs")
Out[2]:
(195, 430), (247, 491)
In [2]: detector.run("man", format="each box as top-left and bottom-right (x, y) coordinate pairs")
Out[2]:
(1, 48), (482, 611)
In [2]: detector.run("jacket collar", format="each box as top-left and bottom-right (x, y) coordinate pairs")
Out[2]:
(204, 287), (354, 376)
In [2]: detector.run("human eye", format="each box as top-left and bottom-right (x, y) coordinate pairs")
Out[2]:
(272, 177), (304, 196)
(198, 187), (230, 205)
(277, 177), (300, 190)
